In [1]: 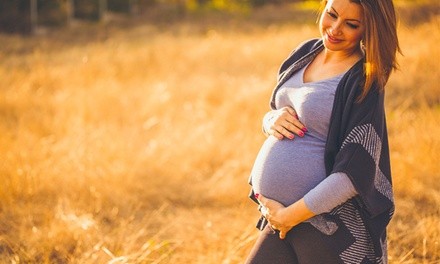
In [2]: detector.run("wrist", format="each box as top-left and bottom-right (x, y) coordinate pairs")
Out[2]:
(262, 111), (275, 135)
(279, 208), (299, 227)
(285, 198), (315, 226)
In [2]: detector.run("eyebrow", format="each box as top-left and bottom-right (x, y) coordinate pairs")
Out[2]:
(330, 6), (362, 23)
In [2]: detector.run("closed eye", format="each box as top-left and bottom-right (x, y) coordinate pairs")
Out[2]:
(347, 22), (360, 29)
(326, 11), (337, 19)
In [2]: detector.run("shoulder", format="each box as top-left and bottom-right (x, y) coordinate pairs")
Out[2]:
(339, 59), (367, 99)
(286, 38), (322, 60)
(294, 38), (322, 54)
(278, 38), (322, 74)
(337, 60), (384, 115)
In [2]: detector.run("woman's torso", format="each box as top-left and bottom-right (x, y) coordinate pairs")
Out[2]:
(250, 63), (344, 206)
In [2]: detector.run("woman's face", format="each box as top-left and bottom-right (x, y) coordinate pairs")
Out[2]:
(319, 0), (365, 54)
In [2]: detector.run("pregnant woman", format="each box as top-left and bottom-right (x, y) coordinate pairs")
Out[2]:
(246, 0), (400, 263)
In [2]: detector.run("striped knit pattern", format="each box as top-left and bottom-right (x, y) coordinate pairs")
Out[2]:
(277, 48), (322, 85)
(332, 202), (381, 264)
(341, 124), (393, 202)
(381, 237), (388, 263)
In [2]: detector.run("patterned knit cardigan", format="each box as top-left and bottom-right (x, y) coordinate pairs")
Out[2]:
(249, 38), (394, 263)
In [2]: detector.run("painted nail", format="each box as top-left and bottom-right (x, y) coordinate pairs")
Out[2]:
(289, 134), (294, 139)
(298, 131), (304, 137)
(254, 193), (260, 199)
(302, 127), (308, 132)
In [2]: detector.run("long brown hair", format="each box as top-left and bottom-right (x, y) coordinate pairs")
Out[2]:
(319, 0), (401, 101)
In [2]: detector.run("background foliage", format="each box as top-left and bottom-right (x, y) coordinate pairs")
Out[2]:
(0, 0), (439, 263)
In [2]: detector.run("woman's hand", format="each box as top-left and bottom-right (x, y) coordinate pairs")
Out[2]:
(255, 194), (295, 239)
(262, 106), (307, 140)
(255, 194), (315, 240)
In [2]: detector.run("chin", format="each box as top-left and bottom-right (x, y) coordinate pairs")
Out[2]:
(323, 40), (342, 51)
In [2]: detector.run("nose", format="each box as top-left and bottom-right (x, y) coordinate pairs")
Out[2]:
(330, 22), (342, 36)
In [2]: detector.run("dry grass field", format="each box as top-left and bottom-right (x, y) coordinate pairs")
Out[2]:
(0, 2), (439, 263)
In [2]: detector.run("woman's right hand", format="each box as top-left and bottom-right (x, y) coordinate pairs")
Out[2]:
(262, 106), (307, 140)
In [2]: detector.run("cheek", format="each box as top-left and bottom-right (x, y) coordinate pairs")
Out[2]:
(319, 16), (330, 31)
(349, 31), (363, 42)
(351, 27), (365, 41)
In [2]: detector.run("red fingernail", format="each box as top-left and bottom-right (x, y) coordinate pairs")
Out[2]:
(302, 127), (308, 132)
(289, 135), (294, 139)
(299, 131), (304, 137)
(254, 193), (260, 199)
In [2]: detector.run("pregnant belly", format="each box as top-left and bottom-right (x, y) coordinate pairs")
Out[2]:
(250, 136), (326, 206)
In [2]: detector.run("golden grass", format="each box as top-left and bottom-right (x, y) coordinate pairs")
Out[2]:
(0, 10), (439, 264)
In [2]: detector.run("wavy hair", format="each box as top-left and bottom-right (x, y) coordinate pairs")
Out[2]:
(319, 0), (401, 101)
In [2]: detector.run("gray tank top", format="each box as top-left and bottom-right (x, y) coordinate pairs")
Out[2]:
(250, 64), (344, 206)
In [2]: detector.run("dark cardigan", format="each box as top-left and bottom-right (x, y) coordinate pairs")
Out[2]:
(249, 39), (394, 263)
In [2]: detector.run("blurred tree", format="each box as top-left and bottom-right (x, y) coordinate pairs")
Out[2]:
(108, 0), (130, 13)
(0, 0), (314, 34)
(73, 0), (107, 20)
(67, 0), (74, 24)
(38, 0), (69, 26)
(30, 0), (37, 31)
(0, 0), (32, 33)
(103, 0), (140, 15)
(99, 0), (107, 19)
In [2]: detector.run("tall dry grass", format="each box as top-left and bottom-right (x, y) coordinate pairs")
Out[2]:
(0, 5), (439, 264)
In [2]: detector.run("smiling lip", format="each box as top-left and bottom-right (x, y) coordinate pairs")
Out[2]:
(326, 32), (342, 43)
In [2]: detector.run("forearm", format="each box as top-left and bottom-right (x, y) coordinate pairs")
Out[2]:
(303, 172), (358, 214)
(281, 173), (357, 228)
(283, 198), (315, 227)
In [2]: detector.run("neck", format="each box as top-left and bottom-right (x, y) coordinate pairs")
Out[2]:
(321, 47), (363, 64)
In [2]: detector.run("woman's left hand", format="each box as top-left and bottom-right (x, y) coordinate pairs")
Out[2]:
(255, 194), (296, 239)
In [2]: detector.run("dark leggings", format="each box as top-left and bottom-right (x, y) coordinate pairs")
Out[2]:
(245, 223), (346, 264)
